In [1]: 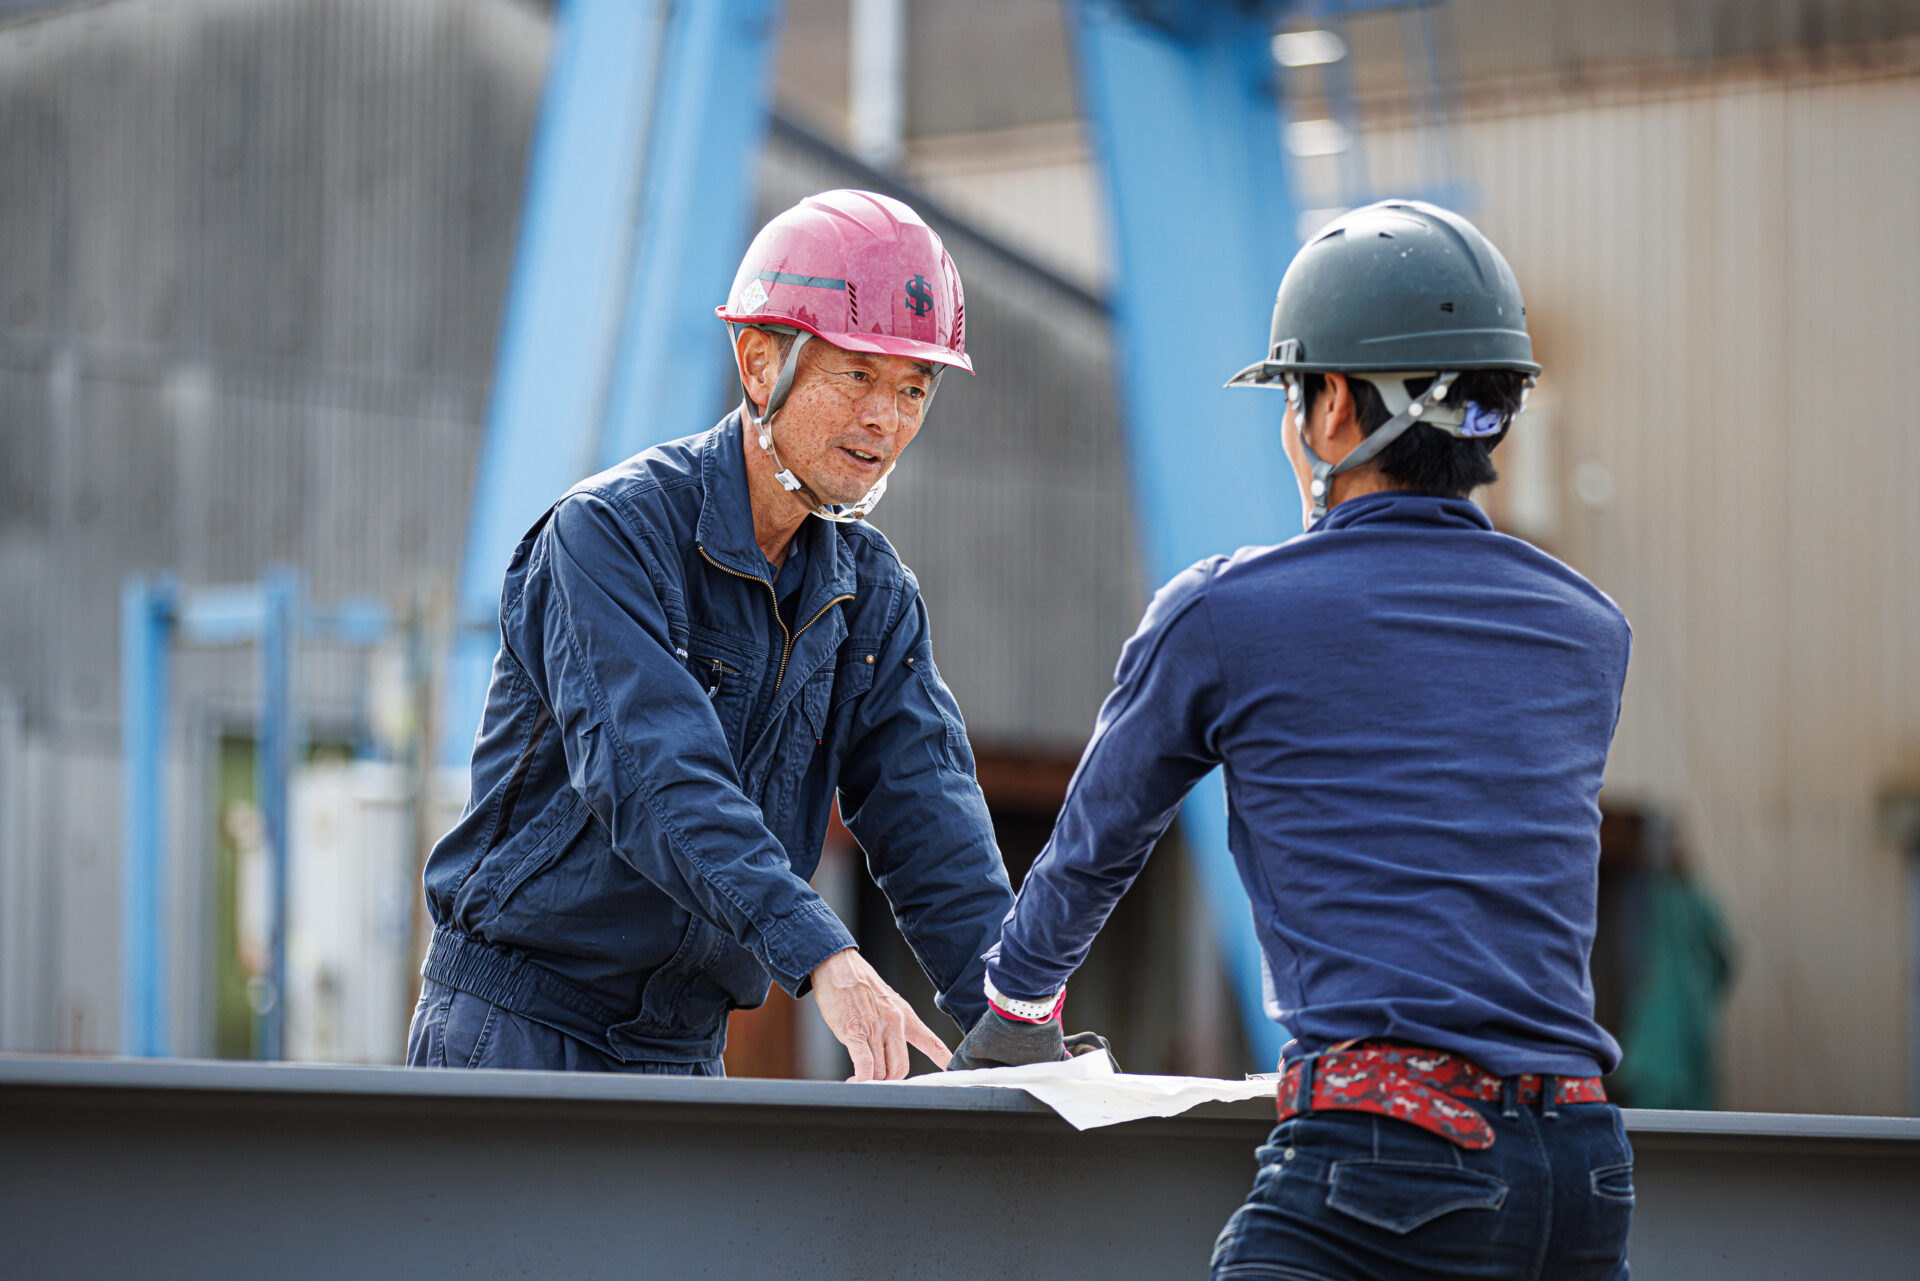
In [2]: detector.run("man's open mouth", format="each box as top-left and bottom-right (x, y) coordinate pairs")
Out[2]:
(840, 447), (883, 468)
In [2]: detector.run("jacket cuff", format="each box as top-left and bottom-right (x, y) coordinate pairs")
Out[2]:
(761, 900), (858, 997)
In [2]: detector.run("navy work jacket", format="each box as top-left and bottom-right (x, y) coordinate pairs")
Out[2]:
(990, 492), (1631, 1079)
(421, 411), (1012, 1063)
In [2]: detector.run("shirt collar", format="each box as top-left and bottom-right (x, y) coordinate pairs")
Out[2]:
(695, 408), (858, 602)
(1311, 489), (1495, 535)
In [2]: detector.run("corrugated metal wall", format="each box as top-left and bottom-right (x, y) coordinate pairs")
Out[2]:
(0, 0), (550, 1052)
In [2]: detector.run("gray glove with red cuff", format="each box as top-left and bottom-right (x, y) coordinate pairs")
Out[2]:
(945, 983), (1118, 1071)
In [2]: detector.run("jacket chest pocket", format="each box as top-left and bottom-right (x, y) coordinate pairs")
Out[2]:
(681, 624), (761, 758)
(780, 646), (876, 771)
(807, 647), (876, 741)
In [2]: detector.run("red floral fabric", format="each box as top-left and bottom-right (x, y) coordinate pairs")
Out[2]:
(1276, 1042), (1607, 1150)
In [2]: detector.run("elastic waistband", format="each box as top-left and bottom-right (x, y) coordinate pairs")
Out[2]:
(422, 926), (727, 1064)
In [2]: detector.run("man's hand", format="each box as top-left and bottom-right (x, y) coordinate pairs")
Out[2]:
(810, 948), (952, 1080)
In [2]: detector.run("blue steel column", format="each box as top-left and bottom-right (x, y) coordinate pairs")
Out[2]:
(120, 576), (176, 1057)
(443, 0), (675, 766)
(1068, 0), (1301, 1068)
(598, 0), (786, 468)
(256, 570), (302, 1060)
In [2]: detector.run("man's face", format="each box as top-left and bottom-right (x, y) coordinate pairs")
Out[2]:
(772, 340), (935, 506)
(1280, 380), (1316, 526)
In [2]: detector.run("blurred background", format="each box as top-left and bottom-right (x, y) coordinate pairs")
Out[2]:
(0, 0), (1915, 1116)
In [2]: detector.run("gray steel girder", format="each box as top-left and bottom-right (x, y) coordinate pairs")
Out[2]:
(3, 1059), (1918, 1279)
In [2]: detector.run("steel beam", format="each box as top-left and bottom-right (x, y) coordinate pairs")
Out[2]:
(4, 1060), (1918, 1280)
(443, 0), (673, 765)
(447, 0), (786, 763)
(1067, 0), (1303, 1069)
(255, 569), (302, 1060)
(598, 0), (785, 469)
(119, 577), (176, 1058)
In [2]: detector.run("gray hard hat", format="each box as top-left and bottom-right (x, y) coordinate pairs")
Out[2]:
(1227, 199), (1540, 386)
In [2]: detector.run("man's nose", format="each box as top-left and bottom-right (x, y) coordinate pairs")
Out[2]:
(860, 384), (904, 435)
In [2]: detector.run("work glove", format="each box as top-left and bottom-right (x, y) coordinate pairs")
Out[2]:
(947, 1012), (1120, 1072)
(1063, 1030), (1118, 1068)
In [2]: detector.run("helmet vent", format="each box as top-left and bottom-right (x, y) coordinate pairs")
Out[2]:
(846, 280), (859, 325)
(1440, 302), (1455, 312)
(954, 301), (965, 347)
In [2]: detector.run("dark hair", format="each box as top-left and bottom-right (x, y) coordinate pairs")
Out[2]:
(1299, 370), (1528, 497)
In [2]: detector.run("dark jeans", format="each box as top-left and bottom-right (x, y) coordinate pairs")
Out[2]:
(1210, 1096), (1633, 1280)
(405, 979), (725, 1075)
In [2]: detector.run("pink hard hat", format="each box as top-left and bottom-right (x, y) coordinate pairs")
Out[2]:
(716, 189), (971, 373)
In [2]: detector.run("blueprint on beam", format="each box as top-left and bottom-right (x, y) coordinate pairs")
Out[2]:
(896, 1050), (1277, 1130)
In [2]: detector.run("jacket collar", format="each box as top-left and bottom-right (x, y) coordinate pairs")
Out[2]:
(1311, 489), (1495, 535)
(695, 409), (859, 604)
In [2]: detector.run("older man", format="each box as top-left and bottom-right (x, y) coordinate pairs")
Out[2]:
(408, 190), (1012, 1080)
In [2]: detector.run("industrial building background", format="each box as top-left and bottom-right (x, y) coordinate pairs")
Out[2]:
(1, 0), (1918, 1121)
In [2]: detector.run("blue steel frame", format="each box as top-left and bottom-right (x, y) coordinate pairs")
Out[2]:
(122, 572), (390, 1059)
(255, 570), (300, 1060)
(449, 0), (1468, 1068)
(120, 576), (176, 1059)
(444, 0), (785, 766)
(1066, 0), (1307, 1069)
(443, 0), (673, 768)
(599, 0), (785, 469)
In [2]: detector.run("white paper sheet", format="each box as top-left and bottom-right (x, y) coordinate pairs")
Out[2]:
(892, 1051), (1279, 1131)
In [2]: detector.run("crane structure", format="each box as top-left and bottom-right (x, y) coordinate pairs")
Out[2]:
(439, 0), (1464, 1069)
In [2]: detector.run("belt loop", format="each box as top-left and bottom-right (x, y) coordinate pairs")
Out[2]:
(1500, 1074), (1519, 1118)
(1294, 1053), (1320, 1115)
(1541, 1074), (1560, 1119)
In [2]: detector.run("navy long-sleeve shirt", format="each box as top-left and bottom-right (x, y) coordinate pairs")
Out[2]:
(989, 491), (1631, 1077)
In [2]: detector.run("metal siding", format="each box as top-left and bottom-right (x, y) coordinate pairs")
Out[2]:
(0, 0), (548, 1051)
(0, 0), (542, 736)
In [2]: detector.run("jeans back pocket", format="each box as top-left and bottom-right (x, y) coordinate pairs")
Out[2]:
(1326, 1159), (1508, 1234)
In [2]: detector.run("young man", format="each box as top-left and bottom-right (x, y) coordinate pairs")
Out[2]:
(408, 190), (1013, 1080)
(952, 201), (1636, 1279)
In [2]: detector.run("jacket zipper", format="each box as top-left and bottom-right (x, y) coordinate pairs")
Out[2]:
(697, 544), (854, 696)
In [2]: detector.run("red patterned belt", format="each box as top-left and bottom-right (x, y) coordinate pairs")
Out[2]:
(1276, 1041), (1606, 1150)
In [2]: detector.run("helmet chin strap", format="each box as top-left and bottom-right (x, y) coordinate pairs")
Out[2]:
(730, 325), (941, 524)
(1291, 371), (1461, 522)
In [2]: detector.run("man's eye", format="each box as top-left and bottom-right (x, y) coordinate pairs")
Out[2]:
(903, 386), (926, 400)
(846, 370), (870, 382)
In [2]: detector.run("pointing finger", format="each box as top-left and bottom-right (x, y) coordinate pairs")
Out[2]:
(902, 1004), (952, 1071)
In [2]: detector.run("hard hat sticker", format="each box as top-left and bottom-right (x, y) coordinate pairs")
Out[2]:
(740, 278), (770, 312)
(904, 274), (934, 317)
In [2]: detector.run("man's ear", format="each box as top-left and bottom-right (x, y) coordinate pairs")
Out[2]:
(1319, 373), (1365, 453)
(735, 328), (775, 411)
